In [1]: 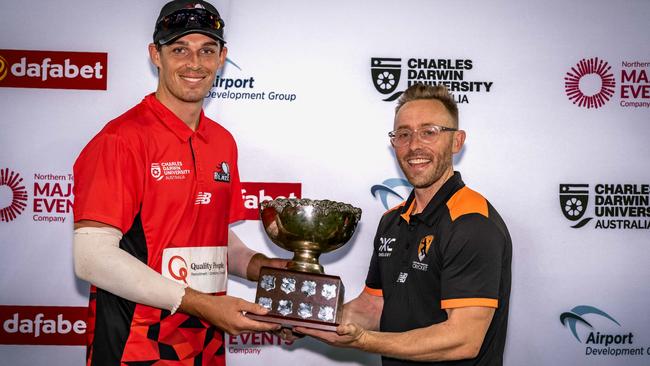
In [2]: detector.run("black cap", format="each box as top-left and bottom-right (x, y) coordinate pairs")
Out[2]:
(154, 0), (225, 45)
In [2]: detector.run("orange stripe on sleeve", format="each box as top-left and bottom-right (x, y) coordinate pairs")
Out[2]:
(363, 286), (383, 297)
(446, 186), (489, 221)
(441, 298), (498, 309)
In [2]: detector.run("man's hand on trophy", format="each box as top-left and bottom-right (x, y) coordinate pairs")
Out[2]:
(294, 323), (367, 349)
(246, 253), (290, 281)
(179, 287), (281, 335)
(272, 327), (305, 342)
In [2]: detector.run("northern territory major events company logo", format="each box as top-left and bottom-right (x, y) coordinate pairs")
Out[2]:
(370, 56), (494, 103)
(227, 332), (293, 356)
(0, 49), (107, 90)
(559, 183), (649, 230)
(560, 305), (649, 358)
(564, 57), (649, 109)
(1, 168), (72, 224)
(204, 58), (297, 102)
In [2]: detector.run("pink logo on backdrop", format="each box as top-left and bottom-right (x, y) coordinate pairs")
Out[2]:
(0, 168), (28, 222)
(564, 57), (616, 109)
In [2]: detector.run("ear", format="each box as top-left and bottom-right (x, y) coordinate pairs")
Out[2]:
(148, 43), (162, 69)
(452, 130), (466, 154)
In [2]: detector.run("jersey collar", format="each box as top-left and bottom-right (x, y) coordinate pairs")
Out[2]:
(400, 171), (465, 225)
(144, 93), (210, 142)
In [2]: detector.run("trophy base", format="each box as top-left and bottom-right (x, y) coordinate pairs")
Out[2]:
(246, 313), (339, 332)
(247, 267), (344, 332)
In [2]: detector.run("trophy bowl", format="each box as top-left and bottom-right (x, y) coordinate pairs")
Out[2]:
(249, 198), (362, 330)
(261, 198), (362, 273)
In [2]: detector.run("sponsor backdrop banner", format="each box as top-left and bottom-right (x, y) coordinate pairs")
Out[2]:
(1, 0), (648, 365)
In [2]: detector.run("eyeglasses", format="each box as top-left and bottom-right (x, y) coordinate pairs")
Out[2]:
(158, 9), (224, 33)
(388, 125), (458, 147)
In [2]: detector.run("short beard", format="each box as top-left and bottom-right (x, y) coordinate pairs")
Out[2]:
(400, 150), (452, 189)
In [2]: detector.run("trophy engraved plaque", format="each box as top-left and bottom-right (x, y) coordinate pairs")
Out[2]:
(247, 198), (361, 331)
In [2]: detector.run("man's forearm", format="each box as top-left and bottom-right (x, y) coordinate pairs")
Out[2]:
(73, 226), (187, 313)
(359, 322), (472, 361)
(353, 306), (494, 362)
(342, 293), (382, 331)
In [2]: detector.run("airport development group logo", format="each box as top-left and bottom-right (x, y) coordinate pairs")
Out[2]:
(371, 178), (412, 210)
(564, 57), (650, 109)
(560, 305), (648, 358)
(0, 169), (27, 222)
(0, 49), (107, 90)
(559, 183), (650, 229)
(204, 58), (297, 102)
(370, 56), (494, 104)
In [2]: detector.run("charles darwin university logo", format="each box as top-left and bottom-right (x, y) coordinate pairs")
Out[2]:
(559, 184), (593, 228)
(0, 168), (28, 222)
(371, 58), (403, 101)
(559, 183), (650, 230)
(370, 56), (494, 104)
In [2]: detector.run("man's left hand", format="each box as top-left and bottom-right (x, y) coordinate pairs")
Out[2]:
(246, 253), (289, 281)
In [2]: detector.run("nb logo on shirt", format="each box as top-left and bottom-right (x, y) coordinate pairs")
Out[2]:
(378, 237), (395, 257)
(195, 192), (212, 205)
(397, 272), (408, 283)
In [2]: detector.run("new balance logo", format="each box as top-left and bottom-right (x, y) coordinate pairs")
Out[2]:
(195, 192), (212, 205)
(378, 237), (396, 257)
(397, 272), (408, 283)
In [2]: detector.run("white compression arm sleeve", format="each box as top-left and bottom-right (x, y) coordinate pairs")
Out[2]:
(73, 226), (186, 313)
(227, 229), (257, 279)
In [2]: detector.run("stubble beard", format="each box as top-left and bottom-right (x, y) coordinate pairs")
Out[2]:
(399, 148), (453, 189)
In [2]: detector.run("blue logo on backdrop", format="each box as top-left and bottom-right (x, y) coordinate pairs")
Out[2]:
(205, 58), (297, 102)
(559, 305), (648, 358)
(371, 178), (411, 210)
(560, 305), (620, 342)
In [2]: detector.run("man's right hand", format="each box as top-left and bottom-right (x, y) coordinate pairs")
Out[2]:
(178, 287), (280, 335)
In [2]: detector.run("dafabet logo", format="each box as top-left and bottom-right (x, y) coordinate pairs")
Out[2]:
(0, 49), (107, 90)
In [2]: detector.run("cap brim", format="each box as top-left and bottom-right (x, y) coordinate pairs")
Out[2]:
(157, 29), (225, 45)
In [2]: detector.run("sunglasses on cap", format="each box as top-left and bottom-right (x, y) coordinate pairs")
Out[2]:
(155, 8), (224, 44)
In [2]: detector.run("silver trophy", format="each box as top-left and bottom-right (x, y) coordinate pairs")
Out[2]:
(248, 198), (361, 331)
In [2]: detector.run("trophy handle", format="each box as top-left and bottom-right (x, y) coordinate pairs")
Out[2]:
(289, 247), (324, 274)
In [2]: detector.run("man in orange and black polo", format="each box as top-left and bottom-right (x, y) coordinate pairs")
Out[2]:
(297, 84), (512, 366)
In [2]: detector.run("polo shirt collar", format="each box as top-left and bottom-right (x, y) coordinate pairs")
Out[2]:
(144, 93), (210, 142)
(399, 171), (465, 225)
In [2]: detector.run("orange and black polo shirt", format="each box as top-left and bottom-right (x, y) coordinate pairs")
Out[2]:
(73, 94), (245, 366)
(365, 172), (511, 366)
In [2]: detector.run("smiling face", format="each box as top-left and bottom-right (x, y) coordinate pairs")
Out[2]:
(149, 33), (226, 106)
(393, 99), (465, 189)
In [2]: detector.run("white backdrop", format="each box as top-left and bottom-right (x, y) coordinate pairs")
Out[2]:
(1, 0), (649, 365)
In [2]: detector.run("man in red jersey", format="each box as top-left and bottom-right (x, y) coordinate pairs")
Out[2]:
(72, 1), (283, 364)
